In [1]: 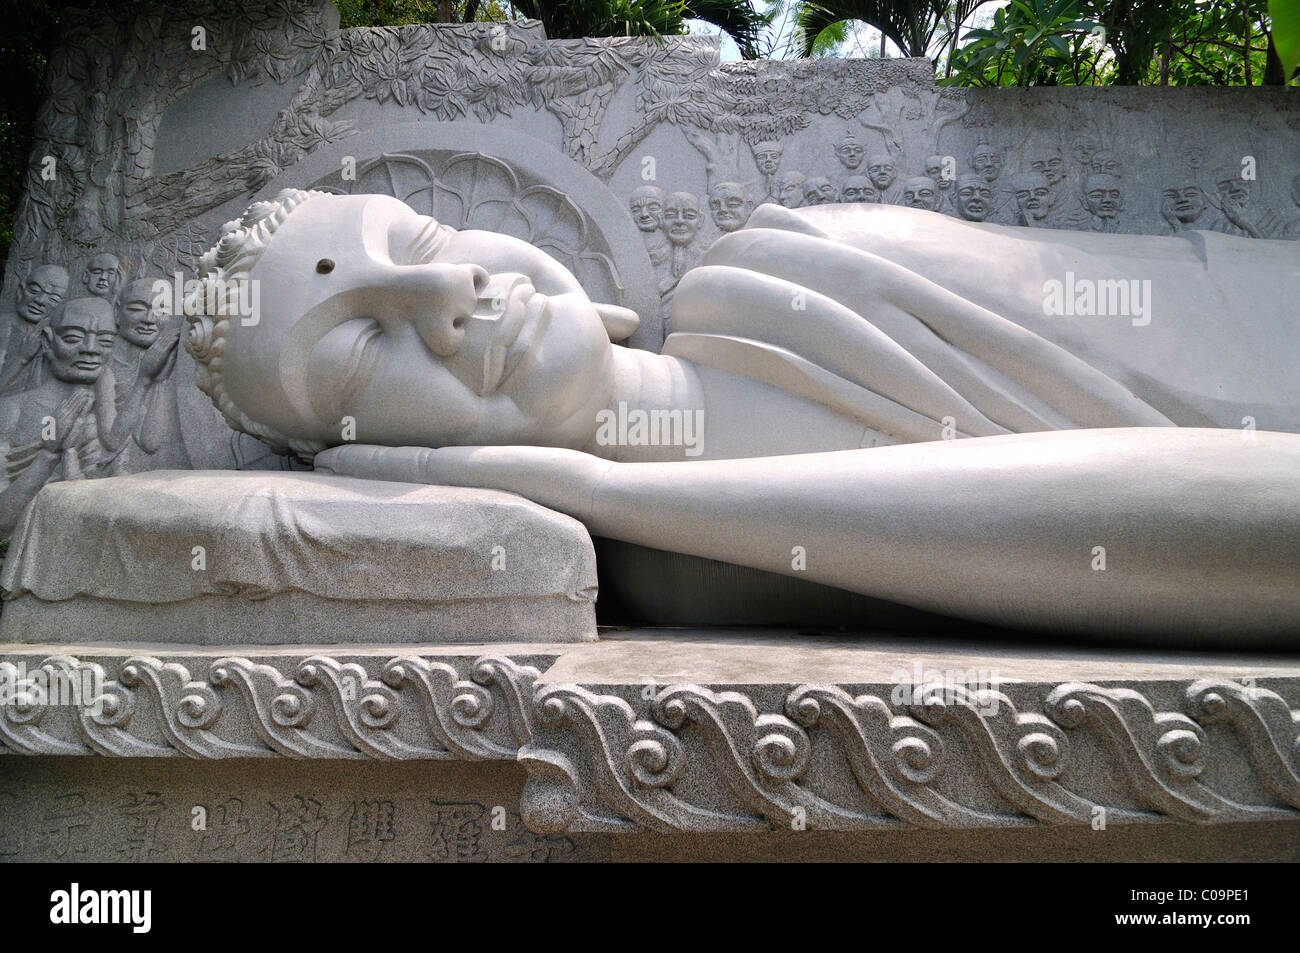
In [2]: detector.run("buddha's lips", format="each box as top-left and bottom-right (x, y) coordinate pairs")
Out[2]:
(492, 292), (549, 395)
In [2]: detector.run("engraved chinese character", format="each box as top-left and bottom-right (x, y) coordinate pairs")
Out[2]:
(268, 795), (328, 862)
(345, 798), (396, 862)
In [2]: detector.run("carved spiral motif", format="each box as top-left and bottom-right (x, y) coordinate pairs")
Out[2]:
(1048, 696), (1088, 729)
(1156, 728), (1204, 778)
(752, 718), (811, 782)
(358, 692), (398, 729)
(891, 735), (942, 785)
(186, 313), (218, 362)
(626, 732), (684, 788)
(786, 694), (822, 727)
(270, 690), (312, 728)
(537, 695), (569, 727)
(450, 686), (495, 728)
(654, 695), (689, 730)
(176, 686), (222, 730)
(1017, 731), (1066, 780)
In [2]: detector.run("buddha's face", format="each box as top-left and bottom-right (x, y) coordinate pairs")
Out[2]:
(955, 175), (993, 221)
(802, 178), (835, 205)
(16, 265), (68, 324)
(45, 297), (116, 384)
(902, 177), (939, 211)
(84, 254), (120, 299)
(752, 142), (782, 176)
(629, 187), (665, 232)
(1162, 185), (1205, 224)
(662, 193), (702, 245)
(116, 278), (164, 348)
(776, 173), (804, 208)
(1085, 175), (1122, 219)
(866, 155), (895, 191)
(708, 182), (753, 232)
(839, 177), (877, 203)
(222, 194), (613, 450)
(834, 138), (864, 169)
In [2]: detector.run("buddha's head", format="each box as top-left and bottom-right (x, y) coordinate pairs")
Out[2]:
(184, 190), (621, 459)
(43, 297), (116, 384)
(15, 264), (68, 324)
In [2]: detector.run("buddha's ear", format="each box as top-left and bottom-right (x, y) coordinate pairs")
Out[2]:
(595, 302), (638, 342)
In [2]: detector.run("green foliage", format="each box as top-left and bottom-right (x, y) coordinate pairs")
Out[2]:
(943, 0), (1298, 86)
(506, 0), (766, 55)
(1272, 0), (1300, 79)
(944, 0), (1104, 86)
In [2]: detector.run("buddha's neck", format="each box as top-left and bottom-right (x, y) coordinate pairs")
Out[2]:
(581, 346), (707, 461)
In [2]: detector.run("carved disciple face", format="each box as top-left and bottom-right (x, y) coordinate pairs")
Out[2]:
(708, 182), (754, 232)
(970, 143), (1003, 182)
(1215, 170), (1252, 208)
(83, 254), (121, 299)
(751, 141), (783, 176)
(44, 297), (116, 384)
(1162, 185), (1206, 224)
(834, 136), (864, 170)
(218, 194), (614, 450)
(866, 155), (895, 191)
(802, 177), (836, 205)
(902, 177), (939, 211)
(1090, 151), (1121, 176)
(1030, 153), (1066, 187)
(662, 192), (702, 245)
(1085, 174), (1123, 219)
(116, 278), (164, 348)
(628, 186), (665, 232)
(954, 174), (993, 221)
(839, 177), (878, 203)
(16, 264), (69, 324)
(1012, 173), (1050, 221)
(925, 155), (952, 189)
(776, 172), (805, 208)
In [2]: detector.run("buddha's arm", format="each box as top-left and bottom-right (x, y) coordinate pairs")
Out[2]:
(316, 430), (1300, 640)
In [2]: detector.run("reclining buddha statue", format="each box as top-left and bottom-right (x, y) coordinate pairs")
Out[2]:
(181, 188), (1300, 646)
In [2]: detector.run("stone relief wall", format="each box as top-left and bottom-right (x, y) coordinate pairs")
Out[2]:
(1, 0), (1297, 511)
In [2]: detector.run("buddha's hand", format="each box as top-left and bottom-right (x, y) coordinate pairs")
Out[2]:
(313, 444), (613, 523)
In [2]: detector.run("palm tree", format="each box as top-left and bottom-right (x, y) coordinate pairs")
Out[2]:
(795, 1), (991, 59)
(505, 0), (769, 58)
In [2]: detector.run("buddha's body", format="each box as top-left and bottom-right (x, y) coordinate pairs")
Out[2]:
(183, 191), (1300, 645)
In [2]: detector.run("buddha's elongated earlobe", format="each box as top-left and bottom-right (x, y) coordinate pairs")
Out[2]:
(595, 302), (638, 342)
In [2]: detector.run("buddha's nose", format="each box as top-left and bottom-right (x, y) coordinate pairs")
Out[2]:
(383, 262), (490, 357)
